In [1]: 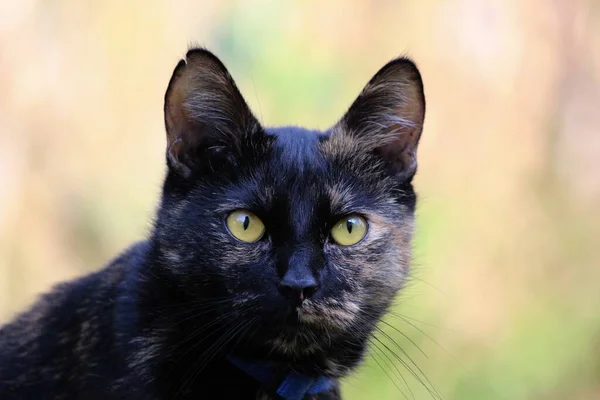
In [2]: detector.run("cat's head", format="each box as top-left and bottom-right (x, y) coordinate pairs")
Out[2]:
(153, 48), (425, 375)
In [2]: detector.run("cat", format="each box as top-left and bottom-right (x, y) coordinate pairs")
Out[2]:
(0, 48), (425, 400)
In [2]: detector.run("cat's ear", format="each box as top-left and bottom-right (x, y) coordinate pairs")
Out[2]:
(332, 58), (425, 182)
(164, 48), (261, 178)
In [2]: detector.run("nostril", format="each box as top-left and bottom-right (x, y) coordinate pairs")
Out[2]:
(278, 280), (318, 303)
(301, 286), (317, 300)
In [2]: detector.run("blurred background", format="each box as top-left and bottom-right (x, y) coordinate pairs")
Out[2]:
(1, 1), (600, 398)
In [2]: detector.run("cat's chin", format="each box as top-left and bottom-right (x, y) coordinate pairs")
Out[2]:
(224, 299), (369, 377)
(257, 300), (359, 356)
(262, 319), (363, 377)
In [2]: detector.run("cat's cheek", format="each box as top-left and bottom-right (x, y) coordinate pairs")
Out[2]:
(328, 230), (404, 308)
(368, 214), (413, 280)
(323, 248), (362, 294)
(209, 229), (269, 269)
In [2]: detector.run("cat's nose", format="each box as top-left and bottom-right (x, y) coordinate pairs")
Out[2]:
(278, 273), (319, 303)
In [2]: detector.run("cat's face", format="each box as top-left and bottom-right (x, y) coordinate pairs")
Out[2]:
(153, 49), (424, 374)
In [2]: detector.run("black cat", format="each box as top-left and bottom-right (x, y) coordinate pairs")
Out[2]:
(0, 48), (425, 399)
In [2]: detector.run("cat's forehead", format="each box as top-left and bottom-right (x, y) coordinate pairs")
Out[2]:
(265, 126), (328, 173)
(266, 126), (326, 142)
(256, 126), (388, 216)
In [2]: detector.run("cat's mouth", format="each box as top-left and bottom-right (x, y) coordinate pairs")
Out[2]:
(266, 299), (360, 358)
(291, 298), (359, 331)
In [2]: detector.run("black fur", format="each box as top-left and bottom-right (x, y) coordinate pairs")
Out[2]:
(0, 48), (425, 399)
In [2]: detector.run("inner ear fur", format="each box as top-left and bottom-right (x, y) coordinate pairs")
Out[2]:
(164, 48), (261, 178)
(332, 58), (426, 182)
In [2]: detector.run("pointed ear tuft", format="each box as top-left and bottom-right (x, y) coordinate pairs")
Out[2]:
(333, 57), (425, 182)
(164, 48), (261, 178)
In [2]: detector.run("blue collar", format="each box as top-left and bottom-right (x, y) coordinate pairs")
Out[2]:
(227, 355), (335, 400)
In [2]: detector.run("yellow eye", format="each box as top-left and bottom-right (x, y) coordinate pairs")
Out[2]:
(330, 215), (368, 246)
(226, 210), (265, 243)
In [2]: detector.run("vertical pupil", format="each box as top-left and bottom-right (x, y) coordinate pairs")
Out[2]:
(346, 219), (353, 234)
(243, 215), (250, 230)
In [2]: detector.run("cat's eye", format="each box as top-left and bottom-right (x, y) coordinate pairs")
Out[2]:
(330, 215), (368, 246)
(226, 210), (265, 243)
